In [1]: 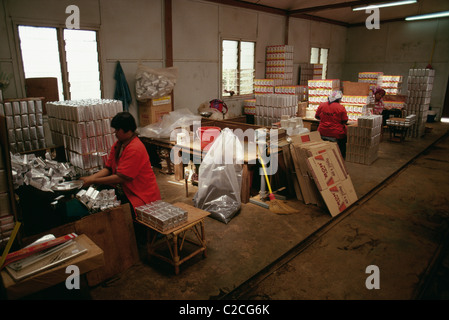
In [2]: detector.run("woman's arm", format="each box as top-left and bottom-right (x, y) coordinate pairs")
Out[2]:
(80, 168), (126, 187)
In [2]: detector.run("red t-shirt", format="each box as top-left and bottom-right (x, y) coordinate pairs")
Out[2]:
(105, 136), (161, 210)
(315, 101), (348, 139)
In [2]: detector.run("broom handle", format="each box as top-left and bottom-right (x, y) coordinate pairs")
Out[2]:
(257, 147), (273, 195)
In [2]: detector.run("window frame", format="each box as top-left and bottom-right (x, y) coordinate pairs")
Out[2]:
(220, 38), (256, 98)
(14, 22), (103, 101)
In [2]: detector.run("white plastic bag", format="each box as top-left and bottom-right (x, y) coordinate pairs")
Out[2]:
(138, 108), (201, 139)
(135, 64), (178, 101)
(193, 128), (244, 224)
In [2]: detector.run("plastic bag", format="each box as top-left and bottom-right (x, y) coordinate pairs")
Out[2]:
(135, 64), (178, 101)
(138, 108), (201, 139)
(193, 128), (243, 224)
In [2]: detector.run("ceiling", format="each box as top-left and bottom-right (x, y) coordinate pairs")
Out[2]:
(206, 0), (449, 26)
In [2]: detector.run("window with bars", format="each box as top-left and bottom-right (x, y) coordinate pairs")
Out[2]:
(310, 47), (329, 79)
(18, 25), (102, 101)
(222, 40), (255, 97)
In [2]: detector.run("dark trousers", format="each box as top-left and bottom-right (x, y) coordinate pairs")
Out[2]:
(321, 136), (347, 159)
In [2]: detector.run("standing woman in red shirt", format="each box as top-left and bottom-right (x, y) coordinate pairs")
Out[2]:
(80, 112), (161, 215)
(315, 90), (348, 158)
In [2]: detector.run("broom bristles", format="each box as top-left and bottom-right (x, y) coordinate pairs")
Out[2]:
(269, 198), (300, 215)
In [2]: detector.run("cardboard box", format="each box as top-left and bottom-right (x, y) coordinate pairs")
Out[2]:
(306, 150), (348, 191)
(138, 95), (172, 127)
(343, 81), (370, 96)
(320, 177), (358, 217)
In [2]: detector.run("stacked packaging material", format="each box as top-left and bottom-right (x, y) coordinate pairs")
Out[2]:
(135, 200), (188, 232)
(358, 72), (383, 102)
(254, 78), (276, 94)
(380, 75), (403, 95)
(406, 68), (434, 138)
(307, 79), (341, 112)
(243, 99), (256, 115)
(341, 95), (370, 121)
(254, 94), (298, 126)
(46, 99), (123, 170)
(346, 115), (382, 165)
(76, 186), (121, 213)
(386, 114), (416, 127)
(0, 98), (46, 153)
(265, 45), (294, 85)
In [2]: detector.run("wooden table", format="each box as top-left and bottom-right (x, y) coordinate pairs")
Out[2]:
(386, 118), (412, 142)
(136, 202), (210, 275)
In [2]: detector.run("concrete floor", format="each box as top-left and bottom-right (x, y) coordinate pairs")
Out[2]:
(17, 120), (449, 303)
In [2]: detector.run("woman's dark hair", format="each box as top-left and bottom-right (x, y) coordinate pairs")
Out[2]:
(111, 112), (137, 133)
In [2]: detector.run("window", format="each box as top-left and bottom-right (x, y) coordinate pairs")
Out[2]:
(310, 47), (329, 79)
(222, 40), (255, 97)
(18, 25), (101, 101)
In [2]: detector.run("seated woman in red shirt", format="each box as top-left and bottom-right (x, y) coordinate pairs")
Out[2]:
(80, 112), (161, 216)
(315, 90), (348, 158)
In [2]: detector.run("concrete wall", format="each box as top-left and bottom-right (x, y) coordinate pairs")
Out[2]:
(343, 19), (449, 120)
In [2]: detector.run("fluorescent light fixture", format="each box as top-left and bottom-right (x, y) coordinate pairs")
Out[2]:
(406, 11), (449, 21)
(353, 0), (417, 11)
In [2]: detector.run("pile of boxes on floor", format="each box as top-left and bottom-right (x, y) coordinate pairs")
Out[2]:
(135, 200), (188, 232)
(248, 45), (305, 126)
(46, 99), (122, 170)
(346, 115), (382, 165)
(0, 98), (47, 153)
(287, 131), (358, 217)
(406, 68), (435, 138)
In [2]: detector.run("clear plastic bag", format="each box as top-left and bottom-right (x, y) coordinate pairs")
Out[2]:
(135, 64), (178, 101)
(138, 108), (201, 138)
(193, 128), (244, 224)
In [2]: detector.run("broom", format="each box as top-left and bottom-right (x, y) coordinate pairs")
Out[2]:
(257, 147), (300, 215)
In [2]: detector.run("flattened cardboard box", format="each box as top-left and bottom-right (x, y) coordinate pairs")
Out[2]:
(321, 177), (358, 217)
(306, 150), (348, 191)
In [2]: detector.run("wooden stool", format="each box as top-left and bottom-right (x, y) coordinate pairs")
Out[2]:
(136, 202), (210, 274)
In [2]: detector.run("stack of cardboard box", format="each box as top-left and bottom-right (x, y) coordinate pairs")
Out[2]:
(286, 131), (358, 217)
(346, 115), (382, 165)
(406, 68), (434, 138)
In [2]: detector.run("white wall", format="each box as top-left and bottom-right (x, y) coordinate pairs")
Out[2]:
(343, 19), (449, 119)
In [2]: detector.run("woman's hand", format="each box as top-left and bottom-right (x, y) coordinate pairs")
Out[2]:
(79, 175), (95, 188)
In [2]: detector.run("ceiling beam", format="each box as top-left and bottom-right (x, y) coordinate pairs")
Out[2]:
(289, 0), (398, 15)
(292, 13), (349, 27)
(203, 0), (287, 16)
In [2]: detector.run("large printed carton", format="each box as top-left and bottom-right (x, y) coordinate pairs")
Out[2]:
(288, 131), (357, 216)
(320, 177), (358, 217)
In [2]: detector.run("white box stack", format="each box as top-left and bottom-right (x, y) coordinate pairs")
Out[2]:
(346, 115), (382, 165)
(46, 99), (123, 170)
(0, 98), (46, 153)
(341, 95), (370, 122)
(265, 45), (294, 85)
(380, 75), (403, 95)
(406, 68), (434, 138)
(307, 79), (341, 112)
(255, 94), (298, 126)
